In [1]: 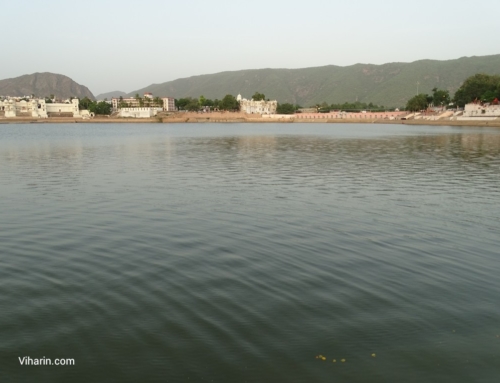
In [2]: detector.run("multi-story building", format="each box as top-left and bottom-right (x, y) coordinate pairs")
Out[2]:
(162, 97), (175, 112)
(237, 94), (277, 115)
(111, 93), (176, 112)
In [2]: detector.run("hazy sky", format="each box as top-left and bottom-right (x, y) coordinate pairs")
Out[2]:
(4, 0), (500, 95)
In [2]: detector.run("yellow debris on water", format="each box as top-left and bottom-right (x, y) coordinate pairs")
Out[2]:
(371, 353), (376, 358)
(341, 359), (346, 363)
(321, 356), (326, 361)
(332, 359), (336, 363)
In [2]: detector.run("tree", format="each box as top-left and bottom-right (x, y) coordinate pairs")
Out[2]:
(176, 98), (189, 110)
(481, 90), (497, 103)
(134, 93), (145, 107)
(79, 97), (93, 110)
(276, 103), (296, 114)
(318, 101), (330, 113)
(252, 92), (266, 101)
(186, 98), (200, 111)
(327, 101), (387, 112)
(453, 74), (500, 107)
(199, 95), (207, 106)
(220, 94), (240, 111)
(153, 97), (162, 108)
(431, 87), (450, 107)
(406, 94), (429, 112)
(89, 101), (112, 115)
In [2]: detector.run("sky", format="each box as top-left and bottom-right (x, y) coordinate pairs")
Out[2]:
(3, 0), (500, 96)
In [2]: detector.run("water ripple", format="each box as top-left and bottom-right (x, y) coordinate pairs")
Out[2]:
(1, 124), (500, 382)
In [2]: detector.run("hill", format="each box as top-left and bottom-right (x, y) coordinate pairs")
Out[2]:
(95, 91), (127, 100)
(127, 54), (500, 107)
(0, 72), (94, 100)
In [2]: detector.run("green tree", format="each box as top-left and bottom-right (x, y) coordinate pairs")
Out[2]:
(199, 95), (207, 106)
(89, 101), (112, 115)
(153, 96), (162, 108)
(431, 87), (451, 106)
(406, 94), (429, 111)
(276, 103), (296, 114)
(176, 98), (185, 110)
(79, 97), (93, 110)
(134, 93), (145, 107)
(220, 94), (240, 111)
(454, 74), (500, 107)
(252, 92), (266, 101)
(176, 98), (192, 110)
(481, 90), (497, 103)
(318, 101), (330, 113)
(186, 98), (200, 111)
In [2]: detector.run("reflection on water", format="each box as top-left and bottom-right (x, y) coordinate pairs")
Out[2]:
(1, 124), (500, 383)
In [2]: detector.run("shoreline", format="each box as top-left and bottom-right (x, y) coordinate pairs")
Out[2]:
(1, 116), (500, 128)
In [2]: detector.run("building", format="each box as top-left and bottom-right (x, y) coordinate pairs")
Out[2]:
(163, 97), (175, 112)
(111, 93), (176, 113)
(0, 97), (81, 118)
(118, 108), (158, 118)
(462, 99), (500, 118)
(264, 111), (407, 120)
(237, 94), (277, 115)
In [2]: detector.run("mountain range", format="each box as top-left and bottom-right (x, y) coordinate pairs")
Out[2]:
(3, 54), (500, 107)
(124, 54), (500, 107)
(0, 73), (94, 100)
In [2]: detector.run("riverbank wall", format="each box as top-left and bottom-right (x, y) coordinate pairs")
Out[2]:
(1, 113), (500, 128)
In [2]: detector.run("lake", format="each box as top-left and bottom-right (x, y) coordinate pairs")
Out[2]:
(1, 123), (499, 382)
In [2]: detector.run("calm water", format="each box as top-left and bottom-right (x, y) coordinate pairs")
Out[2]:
(1, 123), (499, 383)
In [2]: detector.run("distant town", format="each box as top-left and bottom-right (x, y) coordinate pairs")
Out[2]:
(1, 74), (499, 123)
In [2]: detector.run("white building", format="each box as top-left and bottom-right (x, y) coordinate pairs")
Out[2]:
(112, 93), (175, 114)
(237, 94), (277, 115)
(118, 107), (158, 118)
(462, 101), (500, 118)
(0, 98), (81, 118)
